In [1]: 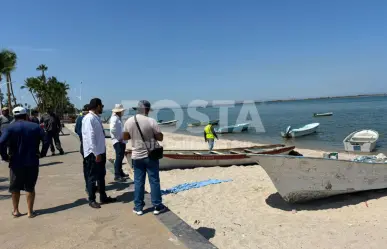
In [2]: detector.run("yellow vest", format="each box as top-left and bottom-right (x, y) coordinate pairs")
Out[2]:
(204, 124), (215, 139)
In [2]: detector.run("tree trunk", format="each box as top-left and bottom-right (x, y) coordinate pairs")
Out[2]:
(8, 74), (17, 106)
(6, 74), (12, 110)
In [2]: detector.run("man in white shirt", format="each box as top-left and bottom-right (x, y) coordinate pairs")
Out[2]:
(82, 98), (116, 209)
(123, 100), (166, 216)
(109, 104), (128, 182)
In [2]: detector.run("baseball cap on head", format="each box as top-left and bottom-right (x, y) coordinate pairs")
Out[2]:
(2, 107), (9, 111)
(132, 100), (152, 111)
(12, 106), (27, 116)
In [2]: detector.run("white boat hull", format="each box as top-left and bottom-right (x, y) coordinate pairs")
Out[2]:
(281, 123), (319, 138)
(250, 154), (387, 203)
(343, 130), (379, 152)
(158, 120), (178, 126)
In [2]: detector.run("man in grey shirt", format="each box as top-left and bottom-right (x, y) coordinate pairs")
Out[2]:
(0, 107), (14, 161)
(124, 100), (166, 216)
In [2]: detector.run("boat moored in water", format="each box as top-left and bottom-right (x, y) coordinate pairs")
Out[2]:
(157, 120), (178, 126)
(313, 112), (333, 117)
(281, 123), (319, 138)
(215, 123), (250, 134)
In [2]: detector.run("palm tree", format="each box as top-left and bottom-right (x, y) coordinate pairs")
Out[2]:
(0, 53), (4, 107)
(0, 49), (18, 109)
(36, 64), (48, 83)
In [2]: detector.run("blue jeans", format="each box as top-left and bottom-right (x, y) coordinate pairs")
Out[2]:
(113, 142), (126, 178)
(207, 139), (214, 151)
(132, 157), (162, 211)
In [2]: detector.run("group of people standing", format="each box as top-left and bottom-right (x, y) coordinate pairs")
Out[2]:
(75, 98), (166, 215)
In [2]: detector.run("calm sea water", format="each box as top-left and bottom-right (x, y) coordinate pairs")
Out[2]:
(104, 96), (387, 153)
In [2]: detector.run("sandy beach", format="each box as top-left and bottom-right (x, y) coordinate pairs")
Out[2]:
(65, 123), (387, 249)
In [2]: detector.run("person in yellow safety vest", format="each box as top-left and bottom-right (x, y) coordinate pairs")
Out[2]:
(204, 122), (218, 151)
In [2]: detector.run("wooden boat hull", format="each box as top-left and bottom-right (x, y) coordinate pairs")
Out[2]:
(125, 145), (295, 170)
(250, 154), (387, 203)
(343, 129), (379, 152)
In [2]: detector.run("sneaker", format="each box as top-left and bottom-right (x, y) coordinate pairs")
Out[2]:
(89, 201), (101, 209)
(133, 209), (143, 216)
(121, 173), (129, 178)
(114, 176), (126, 182)
(59, 150), (65, 155)
(51, 152), (56, 156)
(153, 204), (167, 215)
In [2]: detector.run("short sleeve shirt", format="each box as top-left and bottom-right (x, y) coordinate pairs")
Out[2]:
(124, 114), (162, 160)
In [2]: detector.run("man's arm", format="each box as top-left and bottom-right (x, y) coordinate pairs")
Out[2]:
(39, 126), (45, 143)
(204, 131), (207, 141)
(211, 126), (218, 139)
(109, 116), (120, 141)
(152, 119), (163, 141)
(82, 117), (97, 156)
(74, 117), (82, 137)
(0, 127), (10, 145)
(122, 120), (131, 141)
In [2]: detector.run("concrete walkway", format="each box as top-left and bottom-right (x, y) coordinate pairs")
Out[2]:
(0, 129), (197, 249)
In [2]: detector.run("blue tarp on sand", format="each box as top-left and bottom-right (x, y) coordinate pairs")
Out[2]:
(161, 179), (232, 195)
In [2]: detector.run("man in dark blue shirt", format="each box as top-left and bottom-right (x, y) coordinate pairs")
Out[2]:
(0, 107), (45, 218)
(74, 104), (89, 157)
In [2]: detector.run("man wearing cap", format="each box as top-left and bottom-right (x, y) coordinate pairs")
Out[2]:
(82, 98), (116, 209)
(0, 107), (14, 161)
(109, 104), (129, 182)
(0, 107), (45, 218)
(123, 100), (166, 215)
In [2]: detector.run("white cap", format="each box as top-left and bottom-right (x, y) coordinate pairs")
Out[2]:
(12, 106), (27, 116)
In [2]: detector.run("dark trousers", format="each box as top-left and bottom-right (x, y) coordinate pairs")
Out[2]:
(41, 131), (63, 156)
(113, 142), (126, 177)
(0, 140), (9, 161)
(84, 153), (107, 202)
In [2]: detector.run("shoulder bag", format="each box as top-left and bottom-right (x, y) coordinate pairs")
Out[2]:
(134, 115), (163, 160)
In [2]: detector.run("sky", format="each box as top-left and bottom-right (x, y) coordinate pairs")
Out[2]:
(2, 0), (387, 109)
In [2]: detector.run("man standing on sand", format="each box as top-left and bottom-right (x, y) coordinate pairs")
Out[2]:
(82, 98), (116, 209)
(123, 100), (166, 216)
(0, 107), (45, 218)
(75, 104), (89, 157)
(109, 104), (129, 182)
(0, 107), (14, 161)
(204, 122), (218, 151)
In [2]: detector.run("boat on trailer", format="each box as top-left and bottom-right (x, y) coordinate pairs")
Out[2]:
(250, 154), (387, 203)
(343, 129), (379, 152)
(215, 123), (250, 134)
(281, 123), (319, 138)
(157, 120), (178, 126)
(125, 144), (295, 170)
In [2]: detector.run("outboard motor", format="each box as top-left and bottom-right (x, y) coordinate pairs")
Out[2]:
(284, 126), (292, 138)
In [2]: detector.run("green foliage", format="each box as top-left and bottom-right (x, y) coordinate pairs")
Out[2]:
(0, 49), (18, 108)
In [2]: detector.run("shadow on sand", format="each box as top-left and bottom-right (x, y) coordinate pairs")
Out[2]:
(0, 177), (8, 183)
(196, 227), (216, 240)
(40, 161), (63, 167)
(266, 189), (387, 211)
(37, 198), (88, 215)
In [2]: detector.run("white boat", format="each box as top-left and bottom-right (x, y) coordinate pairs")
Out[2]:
(125, 144), (295, 170)
(343, 129), (379, 152)
(250, 154), (387, 203)
(215, 123), (250, 134)
(157, 120), (178, 126)
(281, 123), (319, 138)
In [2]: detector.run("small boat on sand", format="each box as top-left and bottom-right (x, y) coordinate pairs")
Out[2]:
(157, 120), (178, 126)
(343, 129), (379, 152)
(188, 119), (219, 127)
(125, 144), (295, 170)
(250, 154), (387, 203)
(215, 123), (249, 134)
(281, 123), (319, 138)
(313, 112), (333, 117)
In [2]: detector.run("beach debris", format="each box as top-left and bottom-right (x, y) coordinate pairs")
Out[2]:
(365, 201), (369, 207)
(353, 153), (387, 163)
(194, 220), (201, 225)
(288, 150), (303, 156)
(161, 179), (232, 195)
(291, 209), (297, 214)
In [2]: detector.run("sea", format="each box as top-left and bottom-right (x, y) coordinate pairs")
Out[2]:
(102, 96), (387, 153)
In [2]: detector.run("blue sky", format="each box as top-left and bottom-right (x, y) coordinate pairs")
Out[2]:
(2, 0), (387, 108)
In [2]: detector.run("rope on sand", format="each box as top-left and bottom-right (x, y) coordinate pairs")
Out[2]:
(161, 179), (232, 195)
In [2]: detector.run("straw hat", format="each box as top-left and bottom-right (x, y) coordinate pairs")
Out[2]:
(112, 104), (125, 113)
